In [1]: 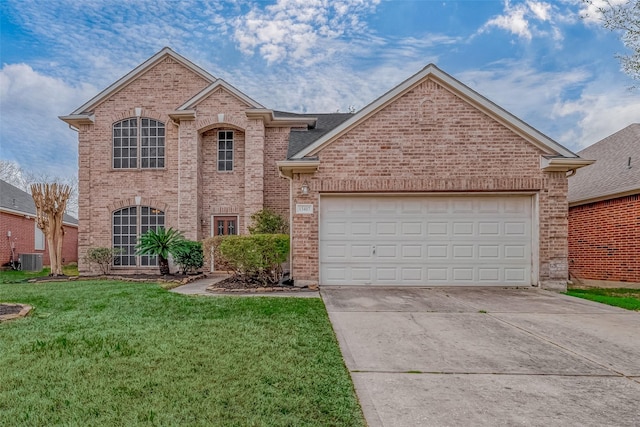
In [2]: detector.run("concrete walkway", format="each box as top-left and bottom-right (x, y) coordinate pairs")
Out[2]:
(321, 286), (640, 427)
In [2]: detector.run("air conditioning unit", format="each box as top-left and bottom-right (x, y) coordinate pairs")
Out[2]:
(21, 253), (43, 272)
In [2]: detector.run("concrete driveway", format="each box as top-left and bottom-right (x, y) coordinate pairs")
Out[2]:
(321, 287), (640, 427)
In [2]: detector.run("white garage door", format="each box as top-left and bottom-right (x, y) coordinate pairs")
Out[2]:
(320, 195), (534, 286)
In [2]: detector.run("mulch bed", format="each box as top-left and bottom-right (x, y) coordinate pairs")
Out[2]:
(0, 303), (32, 321)
(207, 275), (318, 293)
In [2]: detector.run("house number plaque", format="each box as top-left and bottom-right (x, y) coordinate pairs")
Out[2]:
(296, 204), (314, 214)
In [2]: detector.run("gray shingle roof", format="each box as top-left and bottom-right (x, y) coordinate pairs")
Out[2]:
(277, 112), (353, 158)
(0, 180), (78, 225)
(568, 123), (640, 204)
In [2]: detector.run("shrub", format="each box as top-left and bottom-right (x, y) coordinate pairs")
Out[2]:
(202, 236), (234, 272)
(218, 234), (289, 285)
(248, 209), (288, 234)
(84, 247), (122, 275)
(135, 227), (185, 275)
(173, 240), (204, 275)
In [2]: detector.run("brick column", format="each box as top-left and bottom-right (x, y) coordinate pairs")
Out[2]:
(77, 124), (93, 274)
(243, 119), (265, 233)
(177, 119), (199, 240)
(539, 171), (569, 291)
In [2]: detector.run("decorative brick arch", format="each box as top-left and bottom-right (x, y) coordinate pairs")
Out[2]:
(197, 115), (247, 134)
(107, 198), (169, 214)
(109, 108), (166, 125)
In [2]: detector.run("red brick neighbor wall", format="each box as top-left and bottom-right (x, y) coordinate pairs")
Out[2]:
(290, 78), (570, 288)
(0, 212), (78, 266)
(569, 194), (640, 282)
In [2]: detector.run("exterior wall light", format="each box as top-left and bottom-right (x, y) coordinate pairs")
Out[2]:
(301, 182), (309, 195)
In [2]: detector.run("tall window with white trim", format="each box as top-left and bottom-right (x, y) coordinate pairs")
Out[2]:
(113, 206), (165, 266)
(217, 130), (233, 171)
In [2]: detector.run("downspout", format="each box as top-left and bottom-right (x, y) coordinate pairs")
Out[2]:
(566, 169), (577, 178)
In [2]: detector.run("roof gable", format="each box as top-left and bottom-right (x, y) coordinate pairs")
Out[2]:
(68, 47), (216, 116)
(177, 79), (264, 111)
(289, 64), (578, 159)
(568, 123), (640, 205)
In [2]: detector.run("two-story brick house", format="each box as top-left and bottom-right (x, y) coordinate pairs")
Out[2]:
(61, 47), (592, 290)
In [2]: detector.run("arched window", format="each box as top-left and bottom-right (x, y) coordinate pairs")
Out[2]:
(113, 206), (165, 266)
(113, 118), (165, 169)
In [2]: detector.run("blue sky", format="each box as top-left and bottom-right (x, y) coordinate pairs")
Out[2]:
(1, 0), (638, 182)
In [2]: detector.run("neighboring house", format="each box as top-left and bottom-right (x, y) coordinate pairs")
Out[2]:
(61, 47), (592, 289)
(0, 180), (78, 268)
(568, 124), (640, 285)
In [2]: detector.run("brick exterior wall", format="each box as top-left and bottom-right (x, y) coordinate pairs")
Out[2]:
(264, 127), (292, 219)
(568, 194), (640, 282)
(74, 55), (292, 274)
(290, 78), (570, 288)
(1, 212), (78, 267)
(72, 52), (572, 286)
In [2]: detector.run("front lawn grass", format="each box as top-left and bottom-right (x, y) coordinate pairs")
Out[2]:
(0, 264), (79, 283)
(0, 280), (364, 426)
(566, 288), (640, 311)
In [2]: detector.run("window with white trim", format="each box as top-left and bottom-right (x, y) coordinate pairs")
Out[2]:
(113, 206), (165, 266)
(217, 130), (233, 171)
(113, 118), (165, 169)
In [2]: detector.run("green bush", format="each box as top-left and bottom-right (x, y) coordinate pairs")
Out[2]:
(248, 209), (288, 234)
(135, 227), (185, 275)
(173, 240), (204, 275)
(218, 234), (289, 284)
(84, 247), (122, 275)
(202, 236), (234, 272)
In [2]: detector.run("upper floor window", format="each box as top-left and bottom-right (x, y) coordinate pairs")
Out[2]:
(113, 118), (165, 169)
(217, 130), (233, 171)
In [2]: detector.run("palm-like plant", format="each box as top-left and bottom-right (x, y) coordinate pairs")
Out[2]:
(135, 227), (185, 275)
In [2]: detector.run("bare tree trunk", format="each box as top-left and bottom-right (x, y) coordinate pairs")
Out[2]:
(31, 183), (71, 276)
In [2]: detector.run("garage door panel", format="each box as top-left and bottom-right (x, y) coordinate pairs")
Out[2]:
(453, 222), (474, 235)
(402, 245), (423, 258)
(478, 222), (500, 235)
(479, 268), (500, 281)
(453, 268), (474, 281)
(325, 221), (347, 236)
(452, 245), (474, 258)
(401, 267), (423, 281)
(401, 222), (423, 235)
(351, 222), (372, 235)
(427, 222), (448, 235)
(320, 196), (533, 286)
(351, 268), (372, 281)
(324, 244), (347, 259)
(376, 222), (397, 235)
(427, 245), (449, 258)
(505, 222), (528, 236)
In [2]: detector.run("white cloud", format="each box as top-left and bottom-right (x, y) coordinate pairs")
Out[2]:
(553, 85), (640, 150)
(0, 63), (96, 179)
(578, 0), (628, 24)
(528, 1), (551, 21)
(232, 0), (381, 65)
(482, 1), (533, 40)
(479, 0), (565, 41)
